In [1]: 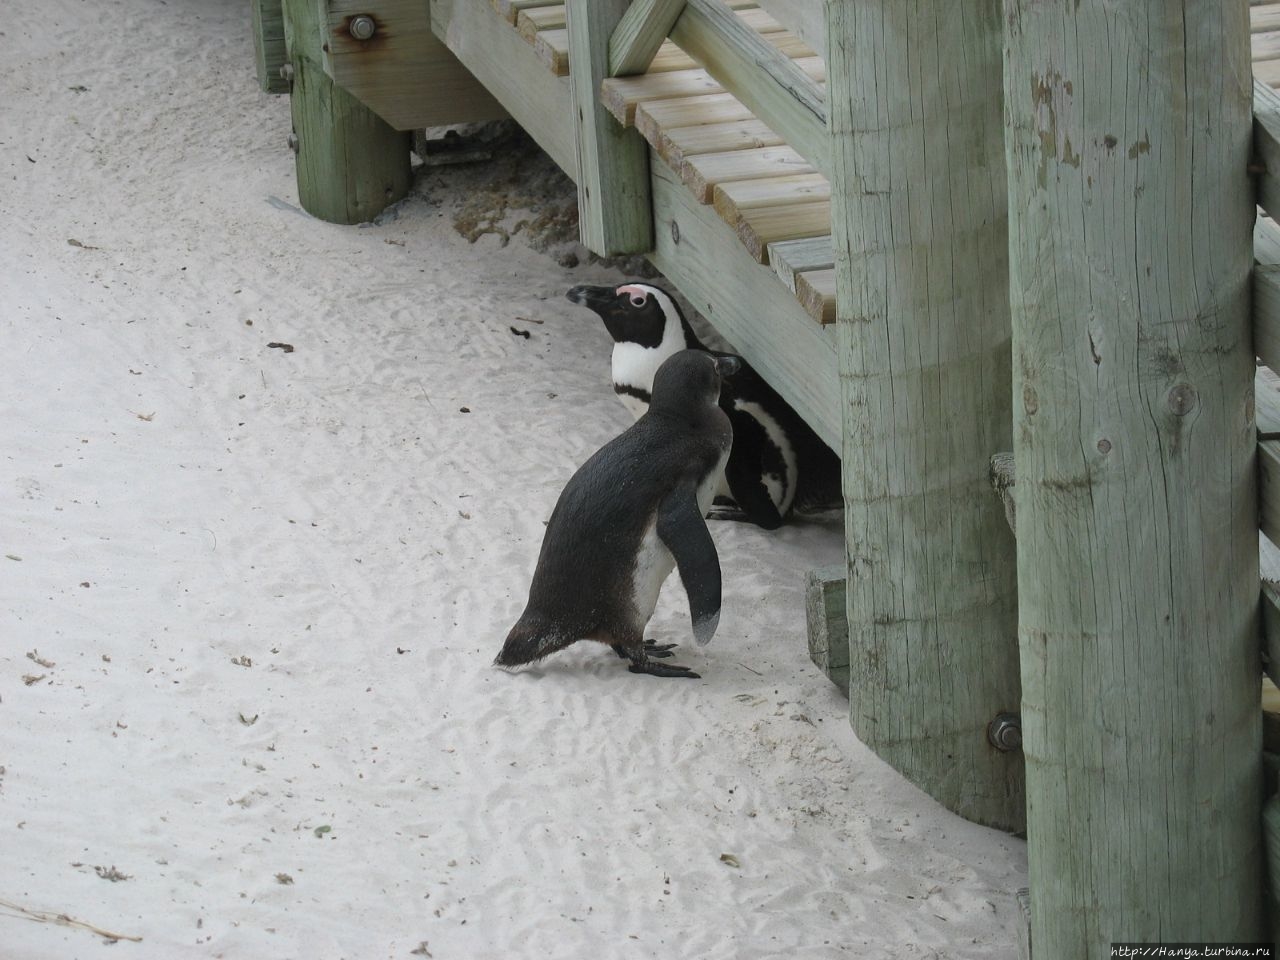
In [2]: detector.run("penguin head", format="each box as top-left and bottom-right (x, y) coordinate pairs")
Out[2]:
(566, 283), (697, 351)
(649, 349), (740, 418)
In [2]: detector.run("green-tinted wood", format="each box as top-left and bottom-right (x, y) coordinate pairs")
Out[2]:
(609, 0), (687, 76)
(1258, 264), (1280, 372)
(1265, 794), (1280, 946)
(1005, 1), (1262, 952)
(768, 234), (833, 293)
(1256, 81), (1280, 220)
(567, 0), (652, 255)
(826, 1), (1022, 831)
(754, 0), (824, 57)
(1265, 581), (1280, 688)
(648, 155), (839, 448)
(669, 0), (826, 175)
(253, 0), (289, 94)
(286, 54), (411, 224)
(1259, 215), (1280, 266)
(430, 0), (576, 178)
(322, 0), (506, 130)
(805, 566), (848, 695)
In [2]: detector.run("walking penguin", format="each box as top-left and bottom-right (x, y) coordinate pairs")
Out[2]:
(495, 350), (739, 679)
(566, 282), (840, 529)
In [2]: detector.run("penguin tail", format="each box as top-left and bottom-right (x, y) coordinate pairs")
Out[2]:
(494, 616), (575, 669)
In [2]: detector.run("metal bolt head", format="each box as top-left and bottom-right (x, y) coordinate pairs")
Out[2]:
(670, 219), (680, 245)
(988, 712), (1022, 752)
(349, 15), (377, 41)
(286, 133), (299, 154)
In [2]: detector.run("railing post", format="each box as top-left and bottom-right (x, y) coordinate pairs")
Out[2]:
(826, 1), (1024, 831)
(566, 0), (653, 256)
(1004, 0), (1262, 952)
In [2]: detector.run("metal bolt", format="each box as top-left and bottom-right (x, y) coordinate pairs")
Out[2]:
(286, 133), (299, 154)
(670, 219), (681, 245)
(279, 63), (294, 83)
(349, 15), (377, 40)
(988, 713), (1022, 752)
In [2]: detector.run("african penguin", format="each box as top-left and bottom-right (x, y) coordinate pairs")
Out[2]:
(566, 282), (841, 530)
(495, 350), (739, 679)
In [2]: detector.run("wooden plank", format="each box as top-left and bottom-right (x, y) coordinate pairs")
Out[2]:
(252, 0), (289, 94)
(647, 40), (699, 73)
(1257, 263), (1280, 372)
(1257, 58), (1280, 89)
(657, 116), (784, 165)
(431, 0), (576, 178)
(517, 3), (564, 39)
(1255, 4), (1280, 33)
(768, 234), (834, 292)
(669, 0), (828, 174)
(1254, 30), (1280, 61)
(1264, 581), (1280, 687)
(681, 144), (815, 204)
(1257, 80), (1280, 219)
(832, 1), (1022, 833)
(1257, 366), (1280, 438)
(493, 0), (559, 25)
(712, 171), (830, 225)
(647, 154), (839, 448)
(601, 55), (824, 126)
(755, 0), (825, 57)
(567, 0), (652, 255)
(1258, 215), (1280, 265)
(323, 0), (506, 130)
(635, 92), (754, 143)
(735, 199), (831, 263)
(794, 266), (835, 324)
(805, 566), (849, 695)
(609, 0), (688, 76)
(532, 27), (569, 75)
(1263, 439), (1280, 546)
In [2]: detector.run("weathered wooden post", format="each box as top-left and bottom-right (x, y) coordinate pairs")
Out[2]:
(1004, 0), (1263, 952)
(826, 2), (1024, 831)
(281, 0), (411, 224)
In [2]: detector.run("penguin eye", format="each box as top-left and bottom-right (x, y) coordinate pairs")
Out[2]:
(628, 295), (647, 308)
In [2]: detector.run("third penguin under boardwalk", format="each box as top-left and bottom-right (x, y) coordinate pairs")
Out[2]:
(495, 350), (739, 679)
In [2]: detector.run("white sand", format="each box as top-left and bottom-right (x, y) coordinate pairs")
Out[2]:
(0, 1), (1027, 957)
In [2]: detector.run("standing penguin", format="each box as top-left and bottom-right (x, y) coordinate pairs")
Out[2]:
(495, 350), (739, 679)
(566, 282), (840, 530)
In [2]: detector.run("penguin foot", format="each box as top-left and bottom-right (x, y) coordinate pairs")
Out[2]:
(627, 659), (701, 679)
(612, 640), (678, 660)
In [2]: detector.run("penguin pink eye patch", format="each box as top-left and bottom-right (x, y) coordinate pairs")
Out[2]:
(616, 284), (650, 308)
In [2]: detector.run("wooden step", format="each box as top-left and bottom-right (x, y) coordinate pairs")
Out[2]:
(713, 172), (830, 225)
(493, 0), (560, 25)
(795, 267), (837, 325)
(603, 55), (825, 126)
(736, 199), (832, 263)
(1257, 30), (1280, 62)
(681, 144), (816, 203)
(1259, 58), (1280, 89)
(533, 27), (569, 74)
(658, 116), (785, 166)
(1256, 4), (1280, 34)
(769, 235), (835, 293)
(637, 91), (756, 144)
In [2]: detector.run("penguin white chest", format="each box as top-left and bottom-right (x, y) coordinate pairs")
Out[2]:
(631, 525), (675, 626)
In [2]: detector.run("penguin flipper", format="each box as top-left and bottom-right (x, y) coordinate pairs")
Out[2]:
(657, 481), (722, 646)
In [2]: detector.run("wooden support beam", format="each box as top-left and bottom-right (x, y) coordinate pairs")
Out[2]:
(567, 0), (653, 255)
(805, 566), (849, 695)
(252, 0), (289, 94)
(669, 0), (827, 174)
(321, 0), (506, 130)
(827, 2), (1022, 832)
(1006, 0), (1262, 950)
(609, 0), (687, 76)
(282, 0), (411, 224)
(648, 155), (839, 448)
(431, 0), (577, 179)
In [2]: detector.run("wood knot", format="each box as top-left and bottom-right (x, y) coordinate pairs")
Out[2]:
(1167, 384), (1197, 417)
(1022, 384), (1039, 416)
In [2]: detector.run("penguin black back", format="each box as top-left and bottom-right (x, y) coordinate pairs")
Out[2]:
(496, 350), (738, 678)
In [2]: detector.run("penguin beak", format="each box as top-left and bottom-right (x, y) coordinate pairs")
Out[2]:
(566, 285), (616, 312)
(713, 354), (741, 379)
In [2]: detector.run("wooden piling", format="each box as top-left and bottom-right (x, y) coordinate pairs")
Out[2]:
(282, 0), (411, 225)
(825, 2), (1023, 831)
(1004, 0), (1263, 952)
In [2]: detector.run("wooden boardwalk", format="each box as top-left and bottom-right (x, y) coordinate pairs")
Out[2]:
(494, 0), (1280, 328)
